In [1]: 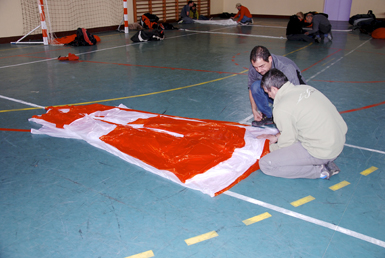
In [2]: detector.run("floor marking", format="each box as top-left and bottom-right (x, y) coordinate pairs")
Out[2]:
(360, 166), (378, 176)
(81, 59), (245, 75)
(306, 39), (370, 81)
(238, 114), (253, 124)
(314, 80), (385, 83)
(0, 128), (30, 132)
(125, 250), (154, 258)
(291, 195), (315, 207)
(0, 71), (248, 113)
(224, 191), (385, 248)
(302, 49), (342, 72)
(185, 231), (219, 246)
(0, 94), (45, 109)
(344, 144), (385, 155)
(329, 181), (350, 191)
(340, 101), (385, 115)
(183, 29), (285, 39)
(243, 212), (272, 225)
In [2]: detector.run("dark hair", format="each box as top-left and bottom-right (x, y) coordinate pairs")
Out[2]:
(261, 68), (288, 91)
(188, 1), (194, 4)
(250, 46), (271, 63)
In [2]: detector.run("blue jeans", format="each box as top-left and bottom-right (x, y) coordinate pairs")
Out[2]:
(240, 16), (252, 23)
(250, 80), (273, 118)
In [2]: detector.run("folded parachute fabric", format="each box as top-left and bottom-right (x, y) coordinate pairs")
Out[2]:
(58, 53), (79, 61)
(29, 104), (278, 197)
(192, 18), (237, 25)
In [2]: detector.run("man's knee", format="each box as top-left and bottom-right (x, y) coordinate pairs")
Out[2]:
(259, 156), (275, 176)
(250, 80), (262, 95)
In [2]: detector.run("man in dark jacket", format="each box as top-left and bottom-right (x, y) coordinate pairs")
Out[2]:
(286, 12), (314, 42)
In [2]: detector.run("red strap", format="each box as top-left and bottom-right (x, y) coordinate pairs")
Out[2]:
(81, 28), (93, 45)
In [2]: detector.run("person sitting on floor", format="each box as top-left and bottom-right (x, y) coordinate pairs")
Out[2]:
(189, 3), (210, 20)
(257, 68), (347, 180)
(231, 3), (252, 25)
(179, 1), (195, 24)
(304, 13), (333, 42)
(286, 12), (314, 42)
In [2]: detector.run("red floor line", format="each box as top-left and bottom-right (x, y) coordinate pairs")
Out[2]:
(301, 49), (342, 73)
(0, 47), (71, 60)
(339, 101), (385, 114)
(313, 80), (385, 83)
(82, 60), (247, 75)
(0, 128), (30, 132)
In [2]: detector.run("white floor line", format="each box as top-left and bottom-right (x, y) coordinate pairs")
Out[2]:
(249, 25), (351, 32)
(344, 143), (385, 155)
(0, 27), (236, 70)
(238, 114), (253, 124)
(0, 94), (45, 109)
(183, 29), (285, 39)
(224, 190), (385, 248)
(306, 39), (371, 81)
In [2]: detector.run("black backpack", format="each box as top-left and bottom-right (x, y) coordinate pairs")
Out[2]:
(66, 28), (97, 46)
(349, 10), (376, 27)
(219, 12), (234, 19)
(131, 28), (164, 42)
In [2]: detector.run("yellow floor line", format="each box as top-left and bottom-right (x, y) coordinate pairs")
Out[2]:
(329, 180), (350, 191)
(0, 71), (248, 113)
(125, 250), (154, 258)
(291, 195), (315, 207)
(185, 231), (218, 246)
(243, 212), (272, 225)
(360, 166), (378, 176)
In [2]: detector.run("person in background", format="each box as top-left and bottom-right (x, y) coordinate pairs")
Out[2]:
(257, 69), (347, 180)
(231, 3), (252, 25)
(179, 1), (195, 24)
(189, 4), (210, 20)
(304, 13), (333, 42)
(286, 12), (314, 42)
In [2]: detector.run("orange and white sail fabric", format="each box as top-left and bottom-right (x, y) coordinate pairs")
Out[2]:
(29, 104), (278, 197)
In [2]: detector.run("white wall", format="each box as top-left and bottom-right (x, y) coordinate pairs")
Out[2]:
(351, 0), (385, 18)
(1, 0), (384, 39)
(222, 0), (325, 16)
(0, 0), (24, 38)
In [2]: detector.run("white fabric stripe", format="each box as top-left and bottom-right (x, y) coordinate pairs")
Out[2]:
(224, 191), (385, 248)
(0, 95), (45, 109)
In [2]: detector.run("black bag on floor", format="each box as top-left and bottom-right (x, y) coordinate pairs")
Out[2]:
(349, 10), (376, 26)
(66, 28), (97, 46)
(131, 29), (164, 42)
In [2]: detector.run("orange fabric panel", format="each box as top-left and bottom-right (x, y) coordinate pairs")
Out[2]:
(32, 104), (114, 128)
(101, 116), (246, 182)
(55, 35), (77, 44)
(214, 139), (270, 196)
(372, 28), (385, 39)
(55, 34), (100, 44)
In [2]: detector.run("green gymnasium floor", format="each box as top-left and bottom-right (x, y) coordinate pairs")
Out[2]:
(1, 18), (384, 258)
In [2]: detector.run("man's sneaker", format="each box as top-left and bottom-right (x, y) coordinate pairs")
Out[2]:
(327, 32), (333, 41)
(178, 20), (183, 24)
(314, 37), (321, 43)
(325, 161), (340, 175)
(320, 162), (339, 179)
(252, 115), (274, 127)
(320, 164), (331, 179)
